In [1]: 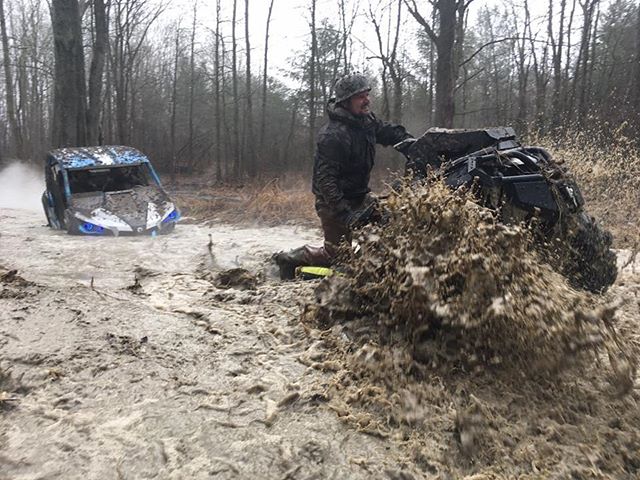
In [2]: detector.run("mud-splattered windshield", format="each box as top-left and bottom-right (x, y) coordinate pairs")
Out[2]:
(67, 164), (154, 194)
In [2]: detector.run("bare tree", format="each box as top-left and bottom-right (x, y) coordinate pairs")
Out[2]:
(0, 0), (23, 156)
(87, 0), (109, 145)
(308, 0), (318, 158)
(368, 0), (405, 123)
(231, 0), (240, 179)
(244, 0), (256, 177)
(188, 1), (197, 168)
(405, 0), (474, 127)
(169, 21), (181, 179)
(51, 0), (87, 147)
(525, 1), (549, 133)
(21, 0), (49, 159)
(548, 0), (568, 129)
(574, 0), (600, 121)
(214, 0), (222, 180)
(259, 0), (275, 156)
(109, 0), (163, 144)
(511, 2), (531, 134)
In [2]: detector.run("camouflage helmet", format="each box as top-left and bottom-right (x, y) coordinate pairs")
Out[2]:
(333, 73), (371, 104)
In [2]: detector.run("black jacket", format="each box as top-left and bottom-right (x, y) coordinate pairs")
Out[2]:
(312, 103), (411, 214)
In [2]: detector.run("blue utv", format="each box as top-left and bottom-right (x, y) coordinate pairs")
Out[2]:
(41, 146), (180, 236)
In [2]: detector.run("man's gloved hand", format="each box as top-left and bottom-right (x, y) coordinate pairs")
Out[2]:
(393, 139), (430, 180)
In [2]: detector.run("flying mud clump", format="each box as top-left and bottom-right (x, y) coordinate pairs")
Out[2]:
(309, 180), (636, 382)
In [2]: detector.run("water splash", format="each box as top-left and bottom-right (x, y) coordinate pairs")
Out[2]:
(0, 162), (44, 212)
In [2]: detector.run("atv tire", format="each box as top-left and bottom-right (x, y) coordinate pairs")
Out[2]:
(559, 213), (617, 293)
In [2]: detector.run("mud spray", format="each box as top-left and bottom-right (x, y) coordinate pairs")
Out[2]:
(304, 181), (639, 478)
(0, 162), (44, 212)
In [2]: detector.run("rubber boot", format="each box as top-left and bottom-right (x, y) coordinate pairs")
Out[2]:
(273, 245), (331, 280)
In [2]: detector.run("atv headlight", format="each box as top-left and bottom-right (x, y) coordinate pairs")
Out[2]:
(79, 221), (105, 234)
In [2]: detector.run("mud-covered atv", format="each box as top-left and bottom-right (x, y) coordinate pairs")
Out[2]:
(399, 127), (617, 293)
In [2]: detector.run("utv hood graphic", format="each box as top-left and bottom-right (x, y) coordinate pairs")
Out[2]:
(69, 185), (177, 235)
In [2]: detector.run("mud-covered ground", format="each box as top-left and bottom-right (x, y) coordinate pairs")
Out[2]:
(0, 208), (417, 479)
(1, 204), (639, 479)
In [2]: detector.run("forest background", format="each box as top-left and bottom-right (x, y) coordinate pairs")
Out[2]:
(0, 0), (638, 181)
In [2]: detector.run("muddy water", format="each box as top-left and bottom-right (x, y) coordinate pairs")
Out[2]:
(0, 208), (414, 479)
(2, 206), (639, 479)
(0, 209), (319, 289)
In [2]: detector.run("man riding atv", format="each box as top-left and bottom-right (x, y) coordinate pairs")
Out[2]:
(274, 73), (413, 279)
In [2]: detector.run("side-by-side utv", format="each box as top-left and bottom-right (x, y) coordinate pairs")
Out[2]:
(41, 146), (180, 236)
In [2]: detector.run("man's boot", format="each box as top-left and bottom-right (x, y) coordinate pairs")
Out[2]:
(273, 245), (331, 280)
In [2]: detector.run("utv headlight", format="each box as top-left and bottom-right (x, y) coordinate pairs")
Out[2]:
(79, 222), (105, 234)
(162, 209), (180, 223)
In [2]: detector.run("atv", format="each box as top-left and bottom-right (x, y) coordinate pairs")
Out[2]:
(398, 127), (617, 293)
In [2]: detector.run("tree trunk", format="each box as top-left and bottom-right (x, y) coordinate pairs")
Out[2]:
(87, 0), (108, 145)
(526, 0), (549, 134)
(259, 0), (275, 157)
(562, 0), (577, 123)
(390, 66), (403, 124)
(370, 0), (403, 123)
(514, 2), (531, 134)
(214, 0), (222, 180)
(434, 0), (456, 127)
(27, 4), (46, 159)
(391, 0), (403, 123)
(549, 0), (567, 130)
(244, 0), (255, 177)
(220, 36), (231, 179)
(109, 0), (163, 146)
(283, 93), (301, 173)
(51, 0), (87, 148)
(576, 0), (599, 122)
(406, 0), (473, 128)
(380, 67), (390, 119)
(169, 25), (179, 181)
(338, 0), (349, 69)
(231, 0), (240, 180)
(0, 0), (23, 157)
(188, 2), (197, 169)
(308, 0), (317, 160)
(585, 4), (600, 118)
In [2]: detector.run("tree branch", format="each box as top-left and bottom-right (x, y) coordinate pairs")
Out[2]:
(459, 36), (532, 68)
(403, 0), (437, 43)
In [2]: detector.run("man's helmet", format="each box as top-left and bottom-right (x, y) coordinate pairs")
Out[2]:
(334, 73), (371, 103)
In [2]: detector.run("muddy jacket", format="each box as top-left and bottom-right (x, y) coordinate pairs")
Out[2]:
(312, 103), (411, 216)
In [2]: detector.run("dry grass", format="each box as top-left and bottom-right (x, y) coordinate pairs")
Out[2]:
(527, 127), (640, 249)
(172, 176), (317, 226)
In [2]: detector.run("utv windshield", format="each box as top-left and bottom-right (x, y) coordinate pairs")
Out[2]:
(67, 164), (156, 194)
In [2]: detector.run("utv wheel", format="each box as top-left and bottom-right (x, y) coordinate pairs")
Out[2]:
(64, 215), (86, 235)
(159, 222), (176, 235)
(41, 192), (58, 228)
(560, 213), (617, 293)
